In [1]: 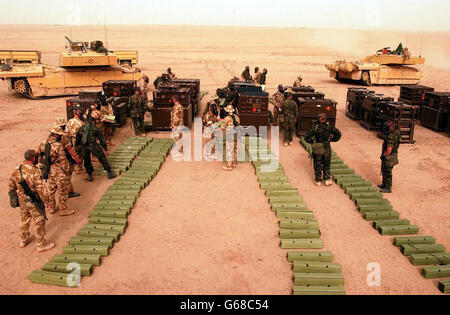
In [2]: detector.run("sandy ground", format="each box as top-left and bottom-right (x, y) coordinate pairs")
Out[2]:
(0, 25), (448, 295)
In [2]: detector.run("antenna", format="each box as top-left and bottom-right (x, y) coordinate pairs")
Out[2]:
(419, 32), (423, 58)
(104, 16), (109, 49)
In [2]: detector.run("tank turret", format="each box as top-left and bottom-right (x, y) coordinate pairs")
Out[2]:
(60, 36), (118, 67)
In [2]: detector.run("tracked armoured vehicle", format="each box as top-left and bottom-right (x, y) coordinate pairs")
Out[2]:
(0, 37), (144, 99)
(325, 44), (425, 86)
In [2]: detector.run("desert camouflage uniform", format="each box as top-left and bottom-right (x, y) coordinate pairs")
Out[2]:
(293, 79), (303, 87)
(221, 114), (240, 168)
(203, 111), (218, 156)
(9, 162), (48, 246)
(254, 71), (261, 84)
(271, 91), (285, 126)
(171, 103), (185, 154)
(37, 138), (71, 212)
(67, 116), (84, 173)
(100, 104), (114, 142)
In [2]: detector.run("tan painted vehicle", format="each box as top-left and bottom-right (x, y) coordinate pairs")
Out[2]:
(325, 44), (425, 86)
(0, 50), (41, 64)
(0, 37), (144, 98)
(111, 50), (139, 66)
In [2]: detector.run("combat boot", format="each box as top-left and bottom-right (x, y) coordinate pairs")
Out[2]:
(59, 209), (75, 216)
(284, 143), (288, 147)
(378, 184), (385, 189)
(107, 171), (117, 179)
(379, 188), (392, 194)
(289, 142), (293, 146)
(324, 179), (333, 186)
(37, 243), (55, 253)
(315, 181), (322, 186)
(87, 173), (93, 182)
(68, 192), (81, 198)
(222, 165), (233, 171)
(19, 238), (31, 248)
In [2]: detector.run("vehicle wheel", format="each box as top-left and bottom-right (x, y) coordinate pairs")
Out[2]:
(13, 79), (29, 94)
(361, 71), (371, 86)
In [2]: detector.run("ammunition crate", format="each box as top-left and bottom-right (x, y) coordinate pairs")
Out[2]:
(239, 112), (270, 129)
(296, 99), (337, 136)
(399, 85), (434, 104)
(346, 88), (374, 120)
(378, 102), (418, 143)
(151, 104), (193, 130)
(172, 78), (200, 116)
(153, 87), (192, 109)
(420, 106), (449, 131)
(284, 86), (315, 93)
(230, 81), (257, 91)
(79, 90), (102, 100)
(237, 91), (269, 114)
(102, 80), (136, 98)
(65, 97), (96, 121)
(424, 92), (450, 113)
(360, 94), (394, 131)
(293, 92), (325, 109)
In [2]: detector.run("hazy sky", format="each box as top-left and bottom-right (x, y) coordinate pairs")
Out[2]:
(2, 0), (450, 31)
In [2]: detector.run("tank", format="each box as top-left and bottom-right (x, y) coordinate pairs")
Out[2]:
(325, 44), (425, 86)
(0, 37), (144, 99)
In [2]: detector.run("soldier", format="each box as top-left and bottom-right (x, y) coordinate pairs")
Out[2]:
(166, 67), (176, 81)
(259, 68), (268, 91)
(221, 105), (240, 171)
(99, 100), (115, 143)
(142, 75), (150, 100)
(67, 105), (85, 174)
(37, 127), (75, 216)
(241, 66), (252, 81)
(53, 118), (81, 199)
(305, 113), (341, 186)
(8, 150), (55, 252)
(128, 89), (148, 136)
(171, 97), (185, 157)
(76, 112), (117, 181)
(270, 84), (285, 126)
(203, 102), (219, 158)
(280, 89), (298, 146)
(293, 75), (303, 87)
(379, 121), (400, 193)
(254, 67), (261, 84)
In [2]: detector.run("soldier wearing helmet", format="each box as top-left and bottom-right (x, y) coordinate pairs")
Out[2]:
(220, 104), (241, 171)
(280, 88), (298, 147)
(8, 149), (55, 252)
(305, 113), (341, 187)
(270, 84), (285, 127)
(241, 66), (252, 81)
(36, 126), (76, 216)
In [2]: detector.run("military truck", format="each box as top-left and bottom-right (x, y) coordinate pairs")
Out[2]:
(0, 37), (144, 99)
(325, 44), (425, 86)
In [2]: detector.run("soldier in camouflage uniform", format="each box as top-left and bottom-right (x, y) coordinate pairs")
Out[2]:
(305, 113), (341, 186)
(128, 89), (148, 136)
(171, 97), (185, 157)
(270, 84), (285, 126)
(53, 118), (81, 199)
(99, 101), (115, 143)
(76, 112), (117, 181)
(67, 105), (85, 174)
(221, 105), (241, 171)
(203, 102), (219, 158)
(37, 127), (75, 216)
(8, 150), (55, 252)
(241, 66), (252, 81)
(280, 90), (298, 146)
(254, 67), (261, 84)
(293, 75), (303, 88)
(379, 121), (400, 193)
(166, 67), (176, 81)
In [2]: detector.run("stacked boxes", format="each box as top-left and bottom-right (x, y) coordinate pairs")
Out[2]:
(346, 87), (374, 120)
(173, 78), (200, 119)
(296, 99), (337, 136)
(378, 102), (419, 144)
(420, 92), (450, 131)
(398, 85), (434, 120)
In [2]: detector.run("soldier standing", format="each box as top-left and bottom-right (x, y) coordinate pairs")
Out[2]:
(99, 101), (115, 143)
(170, 97), (185, 157)
(8, 150), (55, 252)
(67, 105), (85, 174)
(259, 68), (268, 91)
(241, 66), (252, 81)
(254, 67), (261, 84)
(379, 121), (400, 193)
(37, 127), (75, 216)
(305, 113), (341, 186)
(293, 75), (303, 87)
(128, 89), (148, 136)
(76, 112), (117, 181)
(280, 89), (298, 146)
(221, 105), (240, 171)
(270, 84), (285, 126)
(53, 118), (81, 199)
(203, 102), (219, 158)
(166, 67), (176, 81)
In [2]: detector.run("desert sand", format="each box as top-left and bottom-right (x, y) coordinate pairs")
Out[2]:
(0, 25), (448, 295)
